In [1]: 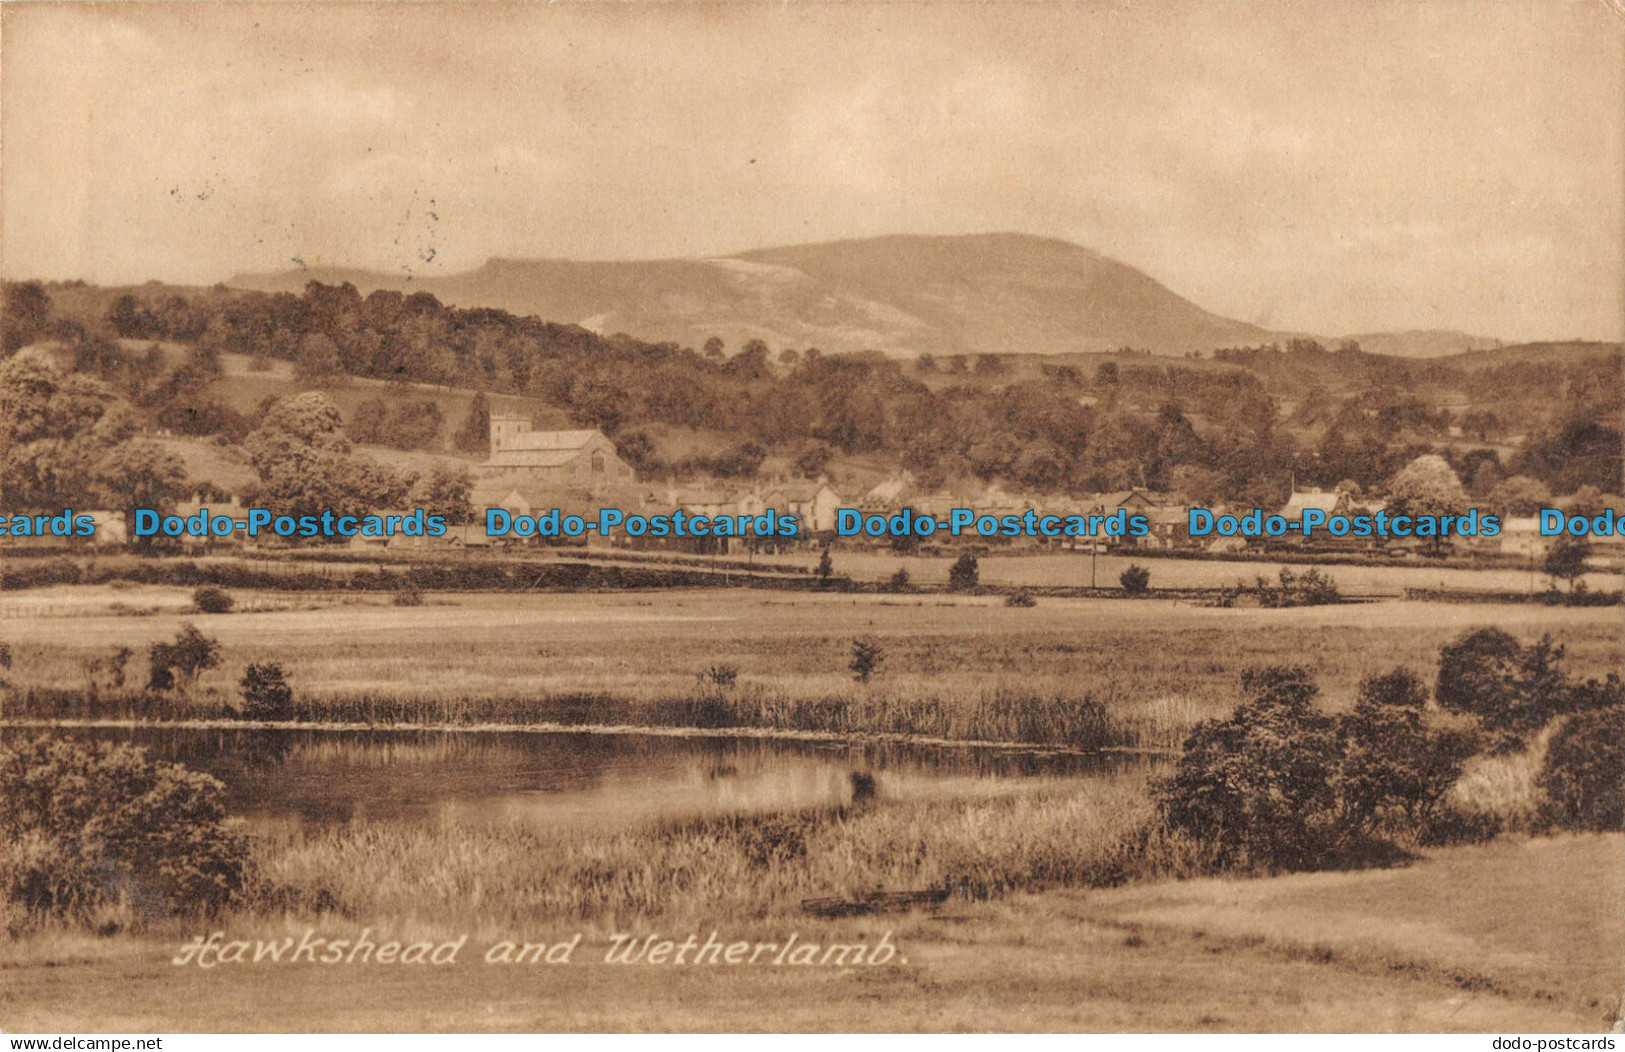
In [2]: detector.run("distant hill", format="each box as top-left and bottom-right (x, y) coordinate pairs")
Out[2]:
(1436, 340), (1623, 371)
(230, 233), (1289, 358)
(1341, 329), (1504, 359)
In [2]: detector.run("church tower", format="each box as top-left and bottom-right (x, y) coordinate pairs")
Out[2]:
(488, 410), (530, 453)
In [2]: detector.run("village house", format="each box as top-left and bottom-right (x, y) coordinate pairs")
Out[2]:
(762, 481), (844, 535)
(82, 510), (128, 547)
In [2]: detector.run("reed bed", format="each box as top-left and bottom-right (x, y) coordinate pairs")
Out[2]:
(250, 770), (1207, 933)
(1, 681), (1183, 751)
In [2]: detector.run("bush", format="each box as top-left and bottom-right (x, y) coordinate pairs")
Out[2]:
(888, 568), (911, 592)
(1435, 628), (1575, 743)
(697, 664), (739, 690)
(948, 553), (980, 592)
(1538, 706), (1625, 832)
(1336, 668), (1476, 835)
(1004, 591), (1037, 608)
(393, 586), (424, 607)
(191, 586), (235, 614)
(1155, 665), (1476, 872)
(849, 638), (885, 683)
(1255, 567), (1341, 607)
(1154, 667), (1341, 870)
(1119, 564), (1150, 595)
(239, 663), (295, 721)
(0, 737), (250, 920)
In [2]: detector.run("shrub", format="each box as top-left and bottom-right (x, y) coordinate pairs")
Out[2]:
(849, 638), (885, 683)
(888, 568), (911, 592)
(0, 737), (250, 920)
(948, 553), (980, 592)
(815, 549), (834, 586)
(1435, 628), (1575, 743)
(191, 586), (235, 614)
(1119, 564), (1151, 595)
(1336, 668), (1476, 835)
(1543, 534), (1590, 590)
(1004, 591), (1037, 608)
(392, 586), (424, 607)
(239, 663), (295, 721)
(1256, 567), (1341, 607)
(1538, 706), (1625, 832)
(1154, 667), (1342, 870)
(697, 664), (739, 690)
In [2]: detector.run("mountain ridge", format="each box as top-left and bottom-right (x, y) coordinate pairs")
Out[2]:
(228, 233), (1502, 359)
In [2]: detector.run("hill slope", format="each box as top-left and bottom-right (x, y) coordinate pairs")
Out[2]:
(1341, 329), (1504, 359)
(230, 233), (1285, 357)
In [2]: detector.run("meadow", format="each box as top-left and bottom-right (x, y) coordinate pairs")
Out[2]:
(750, 546), (1625, 595)
(3, 587), (1620, 748)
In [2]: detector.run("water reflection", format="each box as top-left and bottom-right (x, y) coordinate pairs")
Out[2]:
(4, 726), (1137, 832)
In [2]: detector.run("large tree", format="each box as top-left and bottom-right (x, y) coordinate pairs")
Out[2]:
(0, 353), (153, 511)
(1387, 454), (1471, 553)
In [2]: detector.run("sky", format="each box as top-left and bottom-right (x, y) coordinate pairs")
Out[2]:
(3, 0), (1623, 342)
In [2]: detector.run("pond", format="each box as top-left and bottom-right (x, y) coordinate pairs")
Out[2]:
(9, 726), (1138, 832)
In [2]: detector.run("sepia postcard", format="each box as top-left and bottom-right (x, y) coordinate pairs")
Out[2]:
(0, 0), (1622, 1038)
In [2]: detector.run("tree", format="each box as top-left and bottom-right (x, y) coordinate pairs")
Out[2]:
(795, 445), (833, 480)
(349, 398), (389, 444)
(703, 337), (725, 361)
(1387, 454), (1469, 518)
(849, 637), (885, 683)
(1154, 668), (1343, 870)
(1486, 475), (1550, 517)
(816, 549), (834, 585)
(1543, 534), (1590, 591)
(380, 400), (443, 451)
(97, 440), (188, 544)
(1386, 454), (1469, 552)
(148, 624), (221, 696)
(1435, 628), (1576, 744)
(1, 281), (52, 352)
(246, 392), (351, 473)
(0, 355), (140, 511)
(1336, 668), (1473, 833)
(239, 663), (295, 721)
(1119, 564), (1151, 595)
(293, 333), (343, 384)
(948, 553), (980, 592)
(408, 466), (472, 523)
(1538, 705), (1625, 832)
(889, 568), (911, 592)
(246, 393), (406, 524)
(453, 392), (491, 454)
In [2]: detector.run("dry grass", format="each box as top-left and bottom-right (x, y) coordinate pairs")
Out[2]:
(249, 769), (1201, 937)
(1446, 726), (1555, 832)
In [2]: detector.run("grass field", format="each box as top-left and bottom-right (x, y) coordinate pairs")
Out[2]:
(759, 548), (1625, 595)
(3, 834), (1616, 1032)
